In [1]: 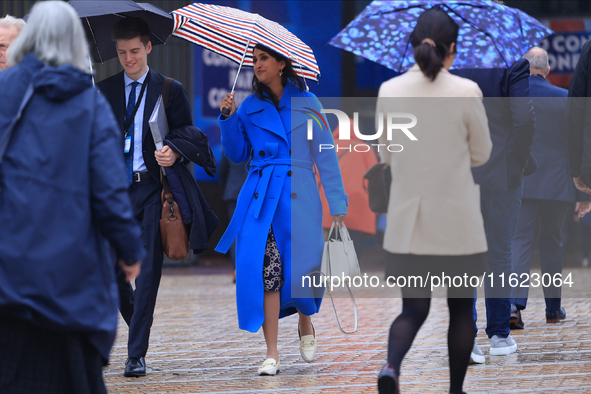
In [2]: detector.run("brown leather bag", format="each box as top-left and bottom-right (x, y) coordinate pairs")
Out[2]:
(160, 172), (190, 260)
(158, 77), (190, 261)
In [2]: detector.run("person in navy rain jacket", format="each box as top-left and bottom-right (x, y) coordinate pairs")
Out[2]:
(0, 2), (144, 393)
(218, 44), (347, 376)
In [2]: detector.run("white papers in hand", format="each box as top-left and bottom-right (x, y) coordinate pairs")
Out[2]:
(149, 95), (169, 153)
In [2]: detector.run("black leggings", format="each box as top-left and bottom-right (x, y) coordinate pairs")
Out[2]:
(387, 286), (474, 394)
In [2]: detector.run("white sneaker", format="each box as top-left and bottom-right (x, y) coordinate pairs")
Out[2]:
(489, 335), (517, 356)
(257, 358), (280, 375)
(469, 338), (485, 364)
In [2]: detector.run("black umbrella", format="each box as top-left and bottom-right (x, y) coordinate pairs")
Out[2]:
(68, 0), (173, 63)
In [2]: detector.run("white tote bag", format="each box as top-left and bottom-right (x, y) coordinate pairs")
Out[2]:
(321, 222), (361, 278)
(319, 222), (359, 334)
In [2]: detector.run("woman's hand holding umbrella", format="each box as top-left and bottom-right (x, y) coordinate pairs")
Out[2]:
(219, 92), (236, 118)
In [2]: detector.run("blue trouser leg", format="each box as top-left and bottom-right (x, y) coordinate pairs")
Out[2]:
(123, 178), (163, 359)
(480, 184), (523, 339)
(116, 262), (135, 325)
(538, 200), (569, 313)
(510, 199), (538, 309)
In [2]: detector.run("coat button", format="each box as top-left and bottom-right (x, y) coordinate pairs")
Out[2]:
(259, 170), (263, 177)
(291, 193), (297, 198)
(289, 150), (291, 155)
(259, 150), (265, 156)
(254, 193), (259, 199)
(288, 171), (292, 176)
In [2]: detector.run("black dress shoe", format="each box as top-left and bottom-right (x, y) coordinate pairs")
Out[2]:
(546, 307), (566, 323)
(510, 304), (524, 329)
(378, 363), (400, 394)
(124, 357), (146, 377)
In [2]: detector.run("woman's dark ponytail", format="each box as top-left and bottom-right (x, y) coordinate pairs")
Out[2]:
(411, 7), (459, 81)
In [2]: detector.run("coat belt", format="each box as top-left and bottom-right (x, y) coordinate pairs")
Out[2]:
(215, 157), (314, 254)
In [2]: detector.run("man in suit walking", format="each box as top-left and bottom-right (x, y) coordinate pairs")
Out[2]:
(97, 17), (217, 377)
(453, 57), (536, 362)
(567, 39), (591, 194)
(510, 47), (591, 329)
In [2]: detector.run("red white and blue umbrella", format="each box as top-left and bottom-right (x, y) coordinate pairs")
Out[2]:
(171, 2), (320, 92)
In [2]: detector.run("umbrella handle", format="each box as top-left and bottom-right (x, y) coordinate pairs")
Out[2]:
(223, 39), (252, 116)
(88, 53), (95, 86)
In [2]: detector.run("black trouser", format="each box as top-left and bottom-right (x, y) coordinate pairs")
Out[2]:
(0, 315), (106, 394)
(116, 176), (163, 359)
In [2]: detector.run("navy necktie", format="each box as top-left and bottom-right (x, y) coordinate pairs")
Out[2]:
(125, 81), (139, 186)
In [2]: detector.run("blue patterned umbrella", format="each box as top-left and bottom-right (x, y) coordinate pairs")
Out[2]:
(329, 0), (554, 71)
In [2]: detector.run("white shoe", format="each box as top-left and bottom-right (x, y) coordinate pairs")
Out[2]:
(489, 335), (517, 356)
(257, 358), (280, 375)
(299, 322), (317, 363)
(469, 338), (485, 364)
(300, 334), (317, 363)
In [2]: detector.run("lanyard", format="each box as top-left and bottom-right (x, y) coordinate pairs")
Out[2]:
(123, 80), (148, 138)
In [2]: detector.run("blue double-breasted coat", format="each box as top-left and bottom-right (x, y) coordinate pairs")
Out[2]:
(216, 83), (347, 332)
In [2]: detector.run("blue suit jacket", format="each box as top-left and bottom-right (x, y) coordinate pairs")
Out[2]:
(567, 39), (591, 181)
(453, 59), (536, 191)
(98, 70), (219, 252)
(524, 75), (585, 202)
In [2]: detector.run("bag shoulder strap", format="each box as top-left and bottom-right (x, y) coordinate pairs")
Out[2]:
(0, 84), (34, 164)
(160, 169), (174, 205)
(162, 77), (173, 108)
(159, 77), (175, 193)
(327, 282), (359, 334)
(307, 269), (358, 335)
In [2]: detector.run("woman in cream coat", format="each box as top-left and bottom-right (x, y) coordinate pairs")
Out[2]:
(376, 8), (492, 394)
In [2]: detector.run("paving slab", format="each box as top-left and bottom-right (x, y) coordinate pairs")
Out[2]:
(104, 268), (591, 393)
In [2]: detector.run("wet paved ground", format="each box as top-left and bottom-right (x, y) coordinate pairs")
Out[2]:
(104, 265), (591, 393)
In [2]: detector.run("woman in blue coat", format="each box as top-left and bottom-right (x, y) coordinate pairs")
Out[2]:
(217, 44), (347, 375)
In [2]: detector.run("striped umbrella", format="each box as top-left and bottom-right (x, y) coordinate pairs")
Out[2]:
(171, 3), (321, 92)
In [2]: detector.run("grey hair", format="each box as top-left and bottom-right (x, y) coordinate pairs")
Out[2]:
(7, 1), (91, 73)
(0, 14), (26, 34)
(523, 47), (549, 73)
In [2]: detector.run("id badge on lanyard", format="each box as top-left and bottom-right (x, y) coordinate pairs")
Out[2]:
(124, 135), (132, 153)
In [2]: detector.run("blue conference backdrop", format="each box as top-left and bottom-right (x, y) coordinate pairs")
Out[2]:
(541, 32), (591, 74)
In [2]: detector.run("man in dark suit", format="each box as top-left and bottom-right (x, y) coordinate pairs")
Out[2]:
(567, 39), (591, 194)
(97, 17), (217, 377)
(453, 58), (536, 361)
(510, 47), (591, 330)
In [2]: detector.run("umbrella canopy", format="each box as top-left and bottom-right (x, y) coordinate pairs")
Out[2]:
(329, 0), (554, 72)
(68, 0), (173, 63)
(171, 3), (320, 82)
